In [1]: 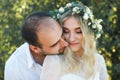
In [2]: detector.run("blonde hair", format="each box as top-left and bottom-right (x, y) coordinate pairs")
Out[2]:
(60, 15), (97, 79)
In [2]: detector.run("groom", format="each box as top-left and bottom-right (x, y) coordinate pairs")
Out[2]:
(4, 12), (68, 80)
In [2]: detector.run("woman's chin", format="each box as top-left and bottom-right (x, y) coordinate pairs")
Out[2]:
(70, 47), (79, 52)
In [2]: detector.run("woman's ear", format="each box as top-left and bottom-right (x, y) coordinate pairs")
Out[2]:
(29, 45), (41, 54)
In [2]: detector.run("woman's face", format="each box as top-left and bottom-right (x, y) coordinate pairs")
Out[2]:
(62, 16), (83, 53)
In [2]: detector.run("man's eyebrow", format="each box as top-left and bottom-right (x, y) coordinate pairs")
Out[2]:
(50, 39), (60, 47)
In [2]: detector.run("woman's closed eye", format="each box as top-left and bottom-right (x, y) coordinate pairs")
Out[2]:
(63, 29), (82, 34)
(63, 29), (69, 33)
(62, 27), (82, 34)
(76, 31), (82, 34)
(75, 28), (82, 34)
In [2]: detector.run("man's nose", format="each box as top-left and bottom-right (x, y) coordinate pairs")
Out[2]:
(61, 38), (68, 47)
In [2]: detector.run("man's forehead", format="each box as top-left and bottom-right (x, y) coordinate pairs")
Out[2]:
(38, 18), (61, 31)
(37, 26), (62, 46)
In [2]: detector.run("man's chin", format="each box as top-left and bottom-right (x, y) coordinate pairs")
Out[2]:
(59, 48), (66, 53)
(58, 52), (64, 55)
(45, 51), (64, 55)
(41, 49), (65, 55)
(44, 53), (59, 55)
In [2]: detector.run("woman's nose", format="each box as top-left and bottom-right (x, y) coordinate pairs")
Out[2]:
(69, 33), (76, 42)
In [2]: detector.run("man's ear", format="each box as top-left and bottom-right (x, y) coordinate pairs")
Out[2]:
(29, 45), (41, 54)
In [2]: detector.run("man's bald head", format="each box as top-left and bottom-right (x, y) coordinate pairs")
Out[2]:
(21, 12), (60, 47)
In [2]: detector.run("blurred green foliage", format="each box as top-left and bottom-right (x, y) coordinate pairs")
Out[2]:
(0, 0), (120, 80)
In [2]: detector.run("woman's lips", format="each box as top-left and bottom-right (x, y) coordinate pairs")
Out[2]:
(69, 43), (79, 46)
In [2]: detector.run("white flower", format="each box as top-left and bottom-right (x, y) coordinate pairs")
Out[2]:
(83, 13), (89, 20)
(92, 24), (96, 28)
(86, 7), (91, 14)
(97, 19), (103, 24)
(85, 7), (93, 20)
(88, 22), (91, 26)
(97, 24), (102, 31)
(53, 16), (56, 19)
(89, 13), (93, 20)
(66, 3), (72, 8)
(95, 19), (103, 31)
(57, 14), (60, 18)
(72, 7), (79, 12)
(72, 7), (80, 14)
(59, 7), (65, 13)
(96, 33), (101, 39)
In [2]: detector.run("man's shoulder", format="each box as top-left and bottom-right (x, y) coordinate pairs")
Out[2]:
(44, 55), (61, 66)
(5, 43), (29, 67)
(45, 55), (60, 61)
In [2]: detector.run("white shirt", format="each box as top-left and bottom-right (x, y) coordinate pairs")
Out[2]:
(40, 54), (108, 80)
(4, 43), (42, 80)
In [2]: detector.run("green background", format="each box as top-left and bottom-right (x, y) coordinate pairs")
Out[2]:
(0, 0), (120, 80)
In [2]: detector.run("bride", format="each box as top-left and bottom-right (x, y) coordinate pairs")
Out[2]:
(40, 1), (108, 80)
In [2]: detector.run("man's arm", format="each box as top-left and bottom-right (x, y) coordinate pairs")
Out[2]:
(4, 61), (22, 80)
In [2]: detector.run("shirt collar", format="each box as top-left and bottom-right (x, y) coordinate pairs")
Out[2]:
(25, 42), (36, 68)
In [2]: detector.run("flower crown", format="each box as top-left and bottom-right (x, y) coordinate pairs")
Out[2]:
(49, 1), (103, 39)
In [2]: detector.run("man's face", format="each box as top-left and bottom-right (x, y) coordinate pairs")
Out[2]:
(37, 19), (68, 55)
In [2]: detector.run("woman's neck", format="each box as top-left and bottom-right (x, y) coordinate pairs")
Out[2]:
(74, 48), (84, 58)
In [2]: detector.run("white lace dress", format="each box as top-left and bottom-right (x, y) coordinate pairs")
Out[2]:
(40, 54), (108, 80)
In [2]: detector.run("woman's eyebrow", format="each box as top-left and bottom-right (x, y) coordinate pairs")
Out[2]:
(62, 26), (67, 29)
(75, 27), (81, 30)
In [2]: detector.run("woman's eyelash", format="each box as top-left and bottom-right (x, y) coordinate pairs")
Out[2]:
(63, 29), (69, 33)
(76, 31), (82, 33)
